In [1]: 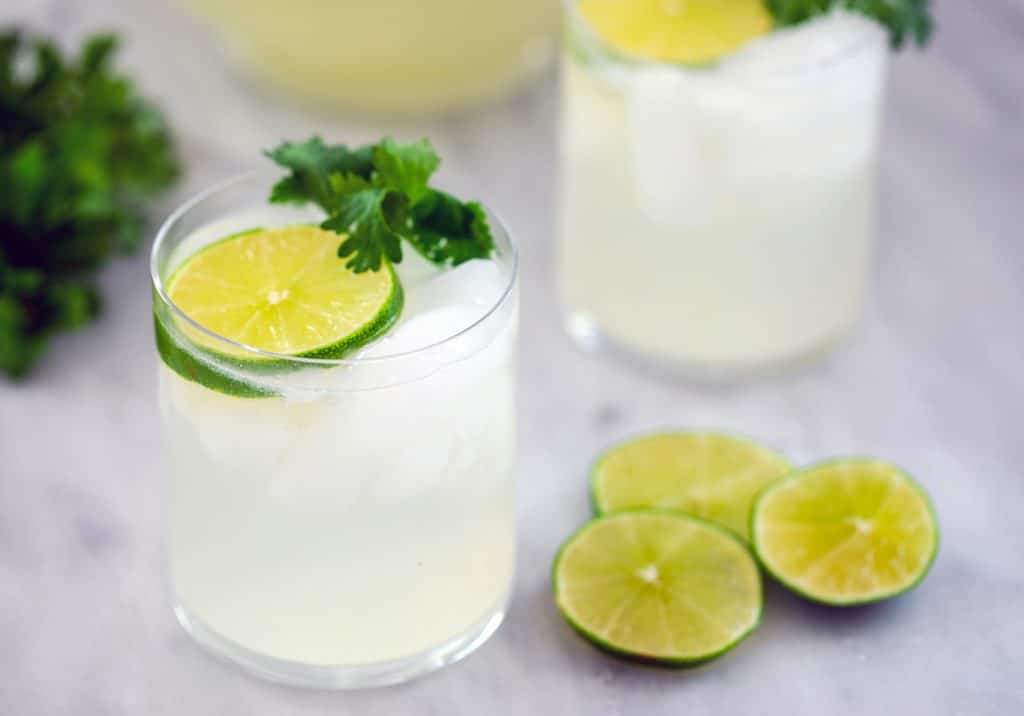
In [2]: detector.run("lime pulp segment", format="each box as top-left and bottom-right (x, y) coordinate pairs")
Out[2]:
(751, 459), (939, 606)
(553, 509), (762, 664)
(591, 432), (792, 541)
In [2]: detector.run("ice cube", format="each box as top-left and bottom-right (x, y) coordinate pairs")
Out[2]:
(626, 67), (740, 230)
(722, 10), (886, 83)
(402, 259), (505, 319)
(359, 304), (484, 359)
(159, 365), (305, 473)
(392, 246), (440, 293)
(271, 372), (467, 505)
(624, 11), (888, 201)
(265, 393), (378, 508)
(359, 259), (504, 360)
(715, 11), (888, 183)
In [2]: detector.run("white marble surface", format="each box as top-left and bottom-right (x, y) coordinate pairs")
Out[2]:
(2, 1), (1023, 714)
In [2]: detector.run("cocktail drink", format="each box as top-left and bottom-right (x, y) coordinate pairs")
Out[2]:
(559, 2), (894, 375)
(186, 0), (559, 114)
(151, 140), (518, 687)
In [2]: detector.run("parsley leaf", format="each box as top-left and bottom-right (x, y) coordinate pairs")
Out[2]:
(374, 137), (441, 205)
(265, 136), (494, 273)
(0, 30), (179, 378)
(764, 0), (933, 48)
(323, 187), (404, 273)
(407, 190), (494, 267)
(264, 136), (374, 208)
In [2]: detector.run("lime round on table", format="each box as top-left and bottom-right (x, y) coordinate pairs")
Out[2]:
(166, 225), (402, 360)
(577, 0), (773, 64)
(591, 432), (792, 541)
(751, 459), (939, 606)
(553, 509), (762, 665)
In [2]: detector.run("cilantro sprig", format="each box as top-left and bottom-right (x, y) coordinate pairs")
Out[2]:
(0, 30), (179, 378)
(764, 0), (933, 48)
(265, 136), (494, 273)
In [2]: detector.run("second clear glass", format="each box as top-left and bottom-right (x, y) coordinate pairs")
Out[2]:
(558, 4), (890, 378)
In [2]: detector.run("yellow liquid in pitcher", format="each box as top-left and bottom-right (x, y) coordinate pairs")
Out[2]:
(190, 0), (559, 114)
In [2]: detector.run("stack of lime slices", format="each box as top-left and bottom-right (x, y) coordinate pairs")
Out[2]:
(553, 432), (940, 665)
(157, 225), (403, 396)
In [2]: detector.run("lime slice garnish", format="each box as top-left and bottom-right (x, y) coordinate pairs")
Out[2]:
(167, 225), (402, 360)
(591, 432), (791, 541)
(751, 459), (939, 606)
(553, 509), (762, 664)
(577, 0), (773, 64)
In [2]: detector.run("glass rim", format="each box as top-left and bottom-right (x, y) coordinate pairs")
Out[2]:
(150, 170), (519, 366)
(562, 0), (889, 78)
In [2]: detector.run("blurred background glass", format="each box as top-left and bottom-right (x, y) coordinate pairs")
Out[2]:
(558, 2), (891, 379)
(184, 0), (560, 116)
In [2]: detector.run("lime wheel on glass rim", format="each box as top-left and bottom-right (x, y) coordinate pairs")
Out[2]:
(165, 224), (402, 359)
(157, 225), (403, 395)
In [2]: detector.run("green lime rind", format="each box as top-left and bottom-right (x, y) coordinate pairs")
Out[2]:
(552, 508), (763, 666)
(589, 430), (792, 541)
(750, 457), (940, 607)
(154, 309), (274, 399)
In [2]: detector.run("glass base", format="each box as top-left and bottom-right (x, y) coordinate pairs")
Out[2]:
(564, 310), (850, 385)
(174, 599), (507, 689)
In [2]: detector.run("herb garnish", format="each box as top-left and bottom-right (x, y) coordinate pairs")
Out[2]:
(765, 0), (933, 48)
(0, 30), (179, 378)
(265, 137), (494, 273)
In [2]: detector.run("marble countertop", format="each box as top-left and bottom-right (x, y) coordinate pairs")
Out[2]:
(2, 1), (1022, 714)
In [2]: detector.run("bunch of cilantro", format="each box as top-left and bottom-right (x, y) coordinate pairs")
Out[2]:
(0, 30), (179, 378)
(265, 136), (493, 274)
(765, 0), (933, 47)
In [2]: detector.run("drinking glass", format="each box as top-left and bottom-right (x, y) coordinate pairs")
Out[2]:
(151, 174), (518, 687)
(558, 3), (890, 378)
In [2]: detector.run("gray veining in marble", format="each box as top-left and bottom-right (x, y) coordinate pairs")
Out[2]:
(1, 1), (1022, 714)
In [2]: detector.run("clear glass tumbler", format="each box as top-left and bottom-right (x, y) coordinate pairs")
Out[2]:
(151, 174), (519, 687)
(558, 5), (890, 378)
(185, 0), (560, 115)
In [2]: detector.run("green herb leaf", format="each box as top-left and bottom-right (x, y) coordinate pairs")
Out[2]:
(406, 191), (494, 267)
(0, 29), (179, 379)
(265, 136), (375, 208)
(322, 188), (404, 273)
(764, 0), (933, 48)
(265, 135), (495, 273)
(373, 137), (440, 205)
